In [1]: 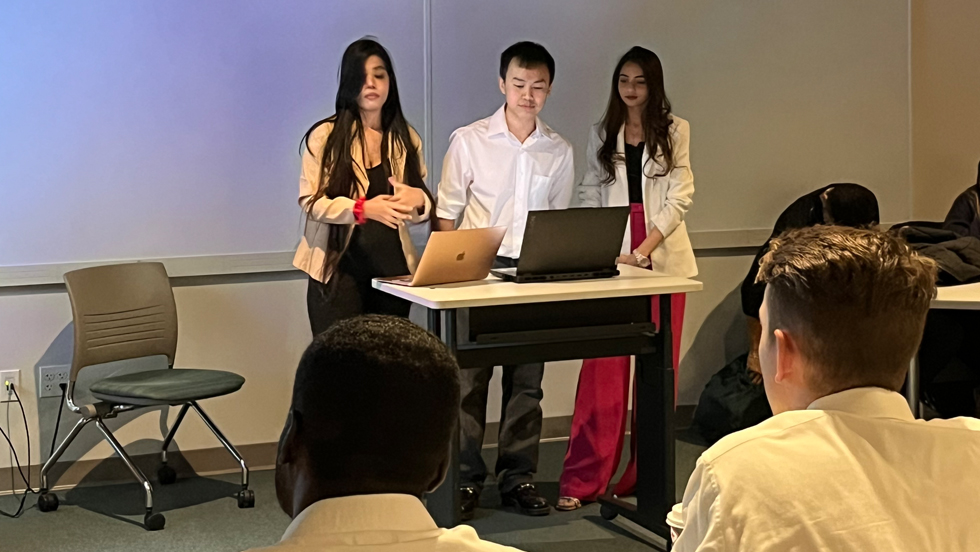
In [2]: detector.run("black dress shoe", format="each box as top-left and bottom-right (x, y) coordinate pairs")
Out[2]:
(501, 483), (551, 516)
(460, 486), (480, 521)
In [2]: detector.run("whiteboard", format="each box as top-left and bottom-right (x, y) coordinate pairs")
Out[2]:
(0, 0), (425, 268)
(1, 0), (913, 278)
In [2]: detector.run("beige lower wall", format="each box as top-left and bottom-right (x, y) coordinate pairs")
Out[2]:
(677, 253), (756, 405)
(0, 276), (310, 471)
(911, 0), (980, 221)
(0, 253), (753, 472)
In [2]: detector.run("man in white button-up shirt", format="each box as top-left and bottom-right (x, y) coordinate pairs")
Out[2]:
(674, 226), (980, 551)
(435, 42), (574, 520)
(435, 64), (574, 258)
(247, 316), (521, 552)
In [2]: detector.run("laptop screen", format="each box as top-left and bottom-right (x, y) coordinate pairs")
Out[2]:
(516, 207), (630, 275)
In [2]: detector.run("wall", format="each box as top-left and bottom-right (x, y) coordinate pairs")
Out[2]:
(0, 276), (309, 472)
(0, 0), (937, 481)
(429, 0), (912, 231)
(911, 0), (980, 221)
(0, 274), (587, 472)
(0, 0), (426, 267)
(677, 252), (756, 405)
(0, 252), (751, 474)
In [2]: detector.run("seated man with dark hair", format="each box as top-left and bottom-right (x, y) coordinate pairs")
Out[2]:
(248, 315), (521, 552)
(675, 226), (980, 551)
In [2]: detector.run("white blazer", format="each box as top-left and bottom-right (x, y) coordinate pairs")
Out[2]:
(578, 116), (697, 278)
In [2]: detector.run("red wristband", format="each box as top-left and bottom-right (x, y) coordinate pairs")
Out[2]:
(353, 197), (367, 225)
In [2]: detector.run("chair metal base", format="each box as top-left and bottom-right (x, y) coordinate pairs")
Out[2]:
(38, 400), (253, 530)
(159, 402), (250, 496)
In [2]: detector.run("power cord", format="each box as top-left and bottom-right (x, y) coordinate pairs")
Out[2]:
(0, 411), (31, 489)
(1, 382), (36, 518)
(50, 383), (67, 459)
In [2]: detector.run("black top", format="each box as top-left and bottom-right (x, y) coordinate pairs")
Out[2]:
(625, 142), (645, 204)
(943, 163), (980, 239)
(338, 163), (410, 279)
(945, 185), (980, 239)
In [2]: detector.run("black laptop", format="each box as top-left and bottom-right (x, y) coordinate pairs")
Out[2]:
(491, 207), (630, 283)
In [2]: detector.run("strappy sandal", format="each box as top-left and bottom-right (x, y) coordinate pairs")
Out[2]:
(556, 496), (583, 511)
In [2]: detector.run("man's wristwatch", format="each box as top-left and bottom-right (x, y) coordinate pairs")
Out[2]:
(632, 249), (652, 268)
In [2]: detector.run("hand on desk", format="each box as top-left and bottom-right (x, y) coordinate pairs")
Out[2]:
(617, 254), (640, 267)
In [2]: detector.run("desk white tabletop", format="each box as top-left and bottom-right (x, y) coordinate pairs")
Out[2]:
(933, 282), (980, 310)
(372, 265), (703, 310)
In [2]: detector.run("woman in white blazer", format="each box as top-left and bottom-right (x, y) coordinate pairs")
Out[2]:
(294, 39), (432, 336)
(558, 47), (696, 510)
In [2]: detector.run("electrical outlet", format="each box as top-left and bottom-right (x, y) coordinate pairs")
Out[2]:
(38, 365), (70, 399)
(1, 370), (20, 403)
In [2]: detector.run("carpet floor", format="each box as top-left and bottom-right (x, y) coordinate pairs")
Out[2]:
(0, 437), (705, 552)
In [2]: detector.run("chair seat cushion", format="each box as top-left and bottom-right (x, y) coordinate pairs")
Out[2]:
(89, 369), (245, 406)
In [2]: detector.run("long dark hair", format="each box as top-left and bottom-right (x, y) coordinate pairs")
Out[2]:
(299, 38), (429, 274)
(597, 46), (677, 184)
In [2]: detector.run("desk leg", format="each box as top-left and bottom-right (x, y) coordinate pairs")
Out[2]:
(906, 355), (921, 418)
(425, 309), (461, 528)
(598, 294), (674, 549)
(426, 307), (441, 337)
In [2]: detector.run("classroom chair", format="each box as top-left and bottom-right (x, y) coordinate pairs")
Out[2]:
(36, 262), (252, 531)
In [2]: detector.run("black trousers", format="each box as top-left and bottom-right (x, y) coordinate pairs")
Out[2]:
(918, 309), (980, 416)
(306, 271), (410, 337)
(458, 256), (545, 493)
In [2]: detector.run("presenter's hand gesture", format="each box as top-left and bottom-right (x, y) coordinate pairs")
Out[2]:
(389, 178), (426, 210)
(363, 195), (413, 229)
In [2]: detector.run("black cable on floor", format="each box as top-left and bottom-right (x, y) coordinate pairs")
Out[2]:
(0, 390), (30, 488)
(0, 483), (31, 518)
(0, 422), (30, 488)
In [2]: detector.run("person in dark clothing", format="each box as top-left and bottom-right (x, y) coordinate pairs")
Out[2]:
(294, 39), (433, 337)
(740, 184), (880, 376)
(943, 160), (980, 239)
(916, 160), (980, 418)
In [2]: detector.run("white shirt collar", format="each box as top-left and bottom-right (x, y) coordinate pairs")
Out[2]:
(486, 104), (554, 142)
(280, 494), (438, 541)
(806, 386), (915, 421)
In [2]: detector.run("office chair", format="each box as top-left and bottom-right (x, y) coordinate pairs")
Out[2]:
(37, 262), (252, 530)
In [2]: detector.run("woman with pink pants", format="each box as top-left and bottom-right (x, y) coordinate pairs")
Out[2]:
(558, 46), (696, 510)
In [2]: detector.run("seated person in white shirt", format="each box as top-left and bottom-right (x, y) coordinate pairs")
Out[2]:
(674, 225), (980, 552)
(247, 315), (522, 552)
(435, 41), (574, 520)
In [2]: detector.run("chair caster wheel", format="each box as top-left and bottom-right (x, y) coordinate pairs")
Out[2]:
(144, 512), (166, 531)
(599, 504), (618, 521)
(157, 465), (177, 485)
(237, 489), (255, 509)
(37, 492), (59, 512)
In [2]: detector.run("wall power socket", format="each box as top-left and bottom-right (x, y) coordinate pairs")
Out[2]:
(1, 370), (20, 403)
(38, 365), (71, 399)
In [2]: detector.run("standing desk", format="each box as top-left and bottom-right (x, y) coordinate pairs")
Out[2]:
(375, 265), (702, 545)
(907, 282), (980, 417)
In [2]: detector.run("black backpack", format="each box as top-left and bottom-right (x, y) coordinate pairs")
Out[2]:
(689, 354), (773, 446)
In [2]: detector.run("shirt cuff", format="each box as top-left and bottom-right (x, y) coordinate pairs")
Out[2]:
(651, 208), (680, 238)
(435, 205), (460, 221)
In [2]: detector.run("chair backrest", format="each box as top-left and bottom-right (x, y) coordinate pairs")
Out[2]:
(64, 262), (178, 382)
